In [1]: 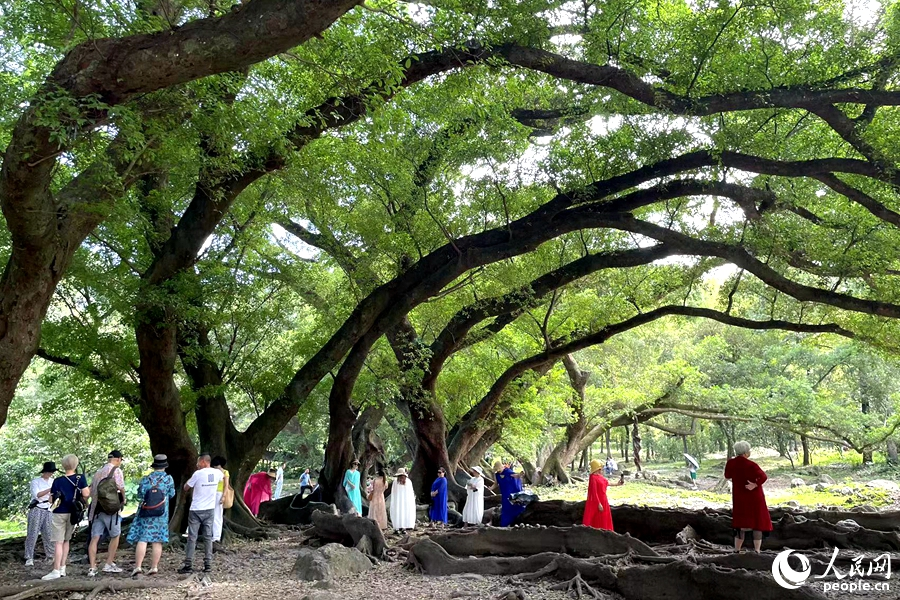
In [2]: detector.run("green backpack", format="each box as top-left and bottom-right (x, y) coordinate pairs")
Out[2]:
(95, 467), (124, 515)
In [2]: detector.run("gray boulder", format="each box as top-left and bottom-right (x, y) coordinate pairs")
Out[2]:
(818, 474), (836, 485)
(292, 543), (373, 582)
(790, 478), (806, 488)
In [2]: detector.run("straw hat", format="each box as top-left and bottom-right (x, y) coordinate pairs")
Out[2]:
(394, 467), (409, 477)
(267, 468), (278, 478)
(589, 459), (603, 474)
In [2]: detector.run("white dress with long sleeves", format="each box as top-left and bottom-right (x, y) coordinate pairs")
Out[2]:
(462, 475), (484, 525)
(389, 480), (417, 530)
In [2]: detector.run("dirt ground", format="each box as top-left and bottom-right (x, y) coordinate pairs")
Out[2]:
(0, 530), (592, 600)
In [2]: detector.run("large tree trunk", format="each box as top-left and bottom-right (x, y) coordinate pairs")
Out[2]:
(135, 316), (198, 531)
(318, 339), (367, 506)
(541, 354), (590, 484)
(801, 435), (811, 466)
(351, 403), (386, 475)
(887, 439), (898, 464)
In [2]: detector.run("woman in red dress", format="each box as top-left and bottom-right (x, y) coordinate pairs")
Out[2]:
(724, 441), (772, 552)
(582, 459), (624, 530)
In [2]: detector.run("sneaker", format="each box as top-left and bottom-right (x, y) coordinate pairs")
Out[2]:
(88, 568), (97, 577)
(41, 570), (61, 581)
(131, 567), (143, 577)
(59, 566), (66, 577)
(103, 563), (123, 573)
(177, 565), (193, 574)
(203, 565), (212, 573)
(24, 559), (34, 567)
(148, 567), (158, 575)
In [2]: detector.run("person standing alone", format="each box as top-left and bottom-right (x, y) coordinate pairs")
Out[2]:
(429, 468), (448, 526)
(87, 450), (126, 577)
(25, 462), (56, 566)
(179, 454), (222, 574)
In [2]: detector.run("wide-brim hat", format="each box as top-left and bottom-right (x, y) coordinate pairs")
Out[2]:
(394, 467), (409, 477)
(267, 468), (278, 478)
(40, 461), (57, 474)
(150, 454), (169, 469)
(589, 458), (603, 473)
(472, 466), (484, 476)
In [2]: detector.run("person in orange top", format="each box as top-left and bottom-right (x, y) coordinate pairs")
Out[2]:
(724, 441), (772, 552)
(582, 458), (624, 530)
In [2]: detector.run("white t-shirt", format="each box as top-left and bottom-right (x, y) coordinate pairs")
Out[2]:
(186, 467), (223, 511)
(30, 476), (53, 509)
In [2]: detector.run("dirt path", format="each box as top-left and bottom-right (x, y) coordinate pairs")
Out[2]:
(0, 531), (583, 600)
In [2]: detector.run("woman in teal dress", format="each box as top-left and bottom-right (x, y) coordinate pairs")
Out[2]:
(127, 454), (175, 576)
(343, 459), (362, 514)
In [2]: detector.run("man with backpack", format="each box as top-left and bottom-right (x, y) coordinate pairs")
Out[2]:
(87, 450), (126, 577)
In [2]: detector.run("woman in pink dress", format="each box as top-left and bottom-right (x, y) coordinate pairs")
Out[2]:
(367, 469), (388, 529)
(243, 468), (277, 516)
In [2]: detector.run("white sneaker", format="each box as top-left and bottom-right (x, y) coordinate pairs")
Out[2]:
(59, 566), (66, 577)
(102, 563), (123, 573)
(41, 570), (61, 580)
(88, 568), (97, 577)
(24, 559), (34, 567)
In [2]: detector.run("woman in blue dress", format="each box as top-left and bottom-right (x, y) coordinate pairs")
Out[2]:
(493, 461), (525, 526)
(429, 467), (448, 526)
(343, 459), (362, 514)
(128, 454), (175, 576)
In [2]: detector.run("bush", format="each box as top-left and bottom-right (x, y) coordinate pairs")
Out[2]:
(0, 459), (36, 519)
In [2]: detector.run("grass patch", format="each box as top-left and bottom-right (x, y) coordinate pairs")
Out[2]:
(0, 516), (25, 540)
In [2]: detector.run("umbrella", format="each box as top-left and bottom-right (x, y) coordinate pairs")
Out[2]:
(683, 453), (700, 469)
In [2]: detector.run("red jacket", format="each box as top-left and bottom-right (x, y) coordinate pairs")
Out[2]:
(724, 455), (772, 531)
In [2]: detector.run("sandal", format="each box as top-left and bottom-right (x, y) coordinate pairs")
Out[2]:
(131, 568), (143, 577)
(148, 568), (158, 575)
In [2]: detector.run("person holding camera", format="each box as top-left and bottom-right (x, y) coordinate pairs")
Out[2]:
(42, 454), (89, 581)
(24, 462), (56, 566)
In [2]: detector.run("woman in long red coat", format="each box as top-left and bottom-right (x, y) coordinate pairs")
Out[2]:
(724, 441), (772, 552)
(582, 459), (624, 530)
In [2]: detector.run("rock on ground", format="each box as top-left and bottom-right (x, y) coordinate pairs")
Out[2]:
(292, 543), (373, 581)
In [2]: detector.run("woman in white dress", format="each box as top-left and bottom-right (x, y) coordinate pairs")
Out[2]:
(462, 466), (485, 525)
(389, 468), (417, 532)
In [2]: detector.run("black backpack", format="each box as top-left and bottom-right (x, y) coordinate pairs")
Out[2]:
(67, 475), (87, 526)
(140, 473), (167, 518)
(95, 467), (124, 515)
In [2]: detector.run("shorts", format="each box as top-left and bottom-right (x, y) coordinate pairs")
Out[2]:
(50, 512), (76, 542)
(90, 512), (122, 538)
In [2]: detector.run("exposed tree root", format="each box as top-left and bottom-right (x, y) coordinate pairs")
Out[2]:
(429, 525), (657, 558)
(0, 579), (177, 600)
(310, 510), (387, 558)
(479, 501), (900, 550)
(408, 539), (827, 600)
(548, 572), (605, 599)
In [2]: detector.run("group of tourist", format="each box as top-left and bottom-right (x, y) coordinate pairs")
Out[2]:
(344, 439), (772, 554)
(25, 451), (235, 580)
(25, 438), (772, 581)
(338, 460), (492, 532)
